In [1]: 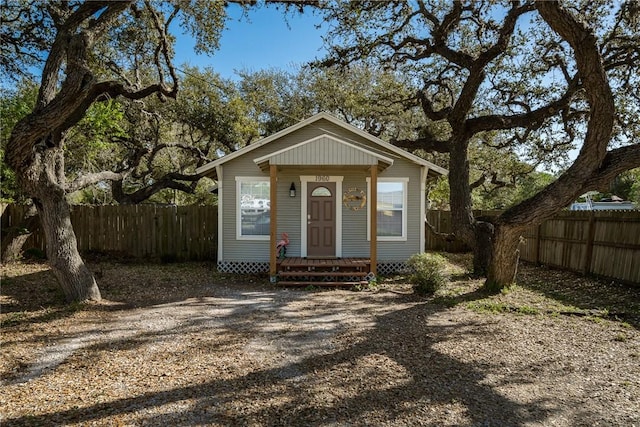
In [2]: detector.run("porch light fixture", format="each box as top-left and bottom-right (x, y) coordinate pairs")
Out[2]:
(289, 182), (296, 197)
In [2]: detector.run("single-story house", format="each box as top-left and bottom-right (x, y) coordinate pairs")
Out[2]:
(195, 112), (447, 283)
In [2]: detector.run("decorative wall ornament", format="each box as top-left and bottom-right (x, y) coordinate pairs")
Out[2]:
(343, 188), (366, 211)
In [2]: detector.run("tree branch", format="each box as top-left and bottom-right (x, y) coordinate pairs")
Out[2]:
(67, 171), (129, 193)
(391, 136), (450, 153)
(112, 172), (202, 205)
(497, 1), (617, 226)
(579, 144), (640, 193)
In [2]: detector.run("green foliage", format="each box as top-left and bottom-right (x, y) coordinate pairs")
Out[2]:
(427, 176), (450, 210)
(608, 168), (640, 202)
(0, 149), (18, 202)
(353, 276), (379, 292)
(176, 0), (227, 54)
(465, 301), (509, 314)
(407, 253), (448, 295)
(67, 185), (113, 205)
(614, 332), (629, 342)
(237, 68), (305, 136)
(1, 79), (38, 202)
(468, 140), (556, 210)
(1, 1), (234, 209)
(0, 3), (54, 82)
(65, 100), (127, 178)
(299, 64), (421, 141)
(236, 64), (434, 143)
(172, 66), (259, 152)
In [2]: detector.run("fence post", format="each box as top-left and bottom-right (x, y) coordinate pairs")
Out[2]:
(534, 223), (542, 265)
(583, 211), (596, 275)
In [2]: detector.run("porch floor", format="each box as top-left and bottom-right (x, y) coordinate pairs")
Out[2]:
(277, 257), (371, 287)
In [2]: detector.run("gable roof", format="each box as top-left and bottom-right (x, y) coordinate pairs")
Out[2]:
(195, 111), (448, 178)
(253, 134), (394, 172)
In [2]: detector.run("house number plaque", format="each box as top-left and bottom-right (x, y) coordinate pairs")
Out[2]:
(343, 188), (366, 211)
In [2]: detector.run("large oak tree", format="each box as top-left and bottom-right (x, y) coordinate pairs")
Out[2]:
(317, 0), (640, 288)
(2, 0), (317, 302)
(2, 1), (232, 301)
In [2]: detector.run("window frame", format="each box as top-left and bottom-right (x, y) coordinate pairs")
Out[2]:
(366, 177), (409, 242)
(236, 176), (271, 241)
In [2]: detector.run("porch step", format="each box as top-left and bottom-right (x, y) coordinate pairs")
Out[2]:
(276, 257), (372, 287)
(278, 281), (369, 287)
(279, 271), (368, 277)
(278, 258), (370, 269)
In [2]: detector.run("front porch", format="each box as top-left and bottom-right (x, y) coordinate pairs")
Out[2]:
(277, 257), (371, 287)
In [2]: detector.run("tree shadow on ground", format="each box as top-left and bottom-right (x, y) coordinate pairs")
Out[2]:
(3, 259), (637, 425)
(421, 254), (639, 330)
(1, 261), (269, 316)
(3, 291), (562, 426)
(0, 267), (85, 327)
(517, 263), (640, 329)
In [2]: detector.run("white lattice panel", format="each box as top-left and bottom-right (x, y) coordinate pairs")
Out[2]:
(217, 261), (269, 274)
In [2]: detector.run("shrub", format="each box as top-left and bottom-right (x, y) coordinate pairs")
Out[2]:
(407, 252), (447, 294)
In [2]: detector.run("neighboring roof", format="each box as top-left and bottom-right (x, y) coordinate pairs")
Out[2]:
(253, 134), (394, 172)
(195, 111), (448, 179)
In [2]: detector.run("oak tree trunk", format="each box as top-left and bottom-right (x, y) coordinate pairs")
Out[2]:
(472, 221), (494, 277)
(14, 145), (101, 303)
(35, 193), (101, 302)
(485, 224), (524, 291)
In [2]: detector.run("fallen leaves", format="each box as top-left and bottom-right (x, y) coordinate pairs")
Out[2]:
(0, 257), (638, 426)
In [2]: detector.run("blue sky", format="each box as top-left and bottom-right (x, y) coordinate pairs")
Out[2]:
(174, 5), (328, 79)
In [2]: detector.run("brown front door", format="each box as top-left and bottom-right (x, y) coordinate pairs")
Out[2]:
(307, 182), (336, 258)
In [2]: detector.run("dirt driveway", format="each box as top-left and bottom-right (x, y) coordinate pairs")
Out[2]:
(1, 256), (638, 426)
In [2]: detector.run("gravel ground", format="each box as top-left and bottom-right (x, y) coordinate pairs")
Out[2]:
(1, 255), (638, 426)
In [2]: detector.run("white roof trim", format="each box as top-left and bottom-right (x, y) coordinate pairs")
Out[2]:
(195, 111), (447, 176)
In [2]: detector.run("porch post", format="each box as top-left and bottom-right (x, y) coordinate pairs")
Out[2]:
(370, 165), (377, 276)
(269, 164), (278, 280)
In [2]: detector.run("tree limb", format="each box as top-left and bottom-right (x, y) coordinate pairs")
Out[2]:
(497, 1), (617, 226)
(391, 136), (451, 153)
(66, 171), (129, 193)
(111, 172), (202, 205)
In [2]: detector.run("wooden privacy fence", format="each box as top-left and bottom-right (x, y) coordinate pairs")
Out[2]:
(2, 204), (639, 283)
(519, 210), (640, 285)
(426, 209), (640, 285)
(1, 204), (217, 261)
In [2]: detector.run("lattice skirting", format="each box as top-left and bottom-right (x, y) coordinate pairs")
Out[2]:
(376, 262), (413, 275)
(217, 260), (411, 276)
(217, 261), (269, 274)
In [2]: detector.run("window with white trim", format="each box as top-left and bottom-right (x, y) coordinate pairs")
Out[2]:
(367, 178), (408, 241)
(236, 177), (270, 239)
